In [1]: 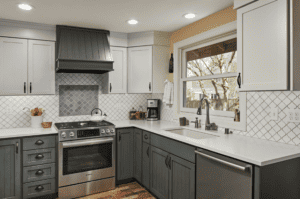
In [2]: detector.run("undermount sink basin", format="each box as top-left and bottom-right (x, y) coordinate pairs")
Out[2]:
(164, 128), (218, 140)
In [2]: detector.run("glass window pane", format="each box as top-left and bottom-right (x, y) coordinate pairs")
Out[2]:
(186, 38), (237, 78)
(183, 77), (239, 112)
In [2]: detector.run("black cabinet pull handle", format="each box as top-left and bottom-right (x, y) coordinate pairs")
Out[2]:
(35, 169), (44, 175)
(35, 185), (44, 191)
(237, 73), (241, 88)
(149, 82), (151, 91)
(165, 155), (169, 168)
(16, 142), (19, 154)
(110, 83), (112, 92)
(24, 82), (26, 93)
(30, 82), (32, 93)
(168, 157), (171, 170)
(119, 135), (121, 142)
(35, 140), (44, 145)
(144, 134), (148, 140)
(147, 147), (149, 157)
(35, 154), (44, 159)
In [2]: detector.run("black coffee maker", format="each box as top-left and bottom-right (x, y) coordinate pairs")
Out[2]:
(147, 99), (160, 121)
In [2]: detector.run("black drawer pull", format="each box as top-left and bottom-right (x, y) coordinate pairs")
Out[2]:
(35, 140), (44, 145)
(237, 73), (241, 88)
(35, 185), (44, 191)
(35, 169), (44, 175)
(144, 134), (148, 140)
(24, 82), (26, 93)
(35, 154), (44, 159)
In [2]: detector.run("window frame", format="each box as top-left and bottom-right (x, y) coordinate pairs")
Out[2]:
(180, 34), (238, 118)
(173, 22), (247, 131)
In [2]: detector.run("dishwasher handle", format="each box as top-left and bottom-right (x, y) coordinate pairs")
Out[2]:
(195, 150), (251, 171)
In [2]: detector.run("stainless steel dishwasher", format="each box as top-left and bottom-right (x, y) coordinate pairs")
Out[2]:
(195, 148), (253, 199)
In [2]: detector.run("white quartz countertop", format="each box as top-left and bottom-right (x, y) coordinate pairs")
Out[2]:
(0, 126), (58, 139)
(1, 120), (300, 166)
(112, 120), (300, 166)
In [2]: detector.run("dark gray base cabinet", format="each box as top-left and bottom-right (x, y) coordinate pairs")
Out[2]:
(142, 142), (150, 189)
(0, 139), (21, 199)
(117, 128), (134, 181)
(133, 129), (142, 183)
(150, 146), (195, 199)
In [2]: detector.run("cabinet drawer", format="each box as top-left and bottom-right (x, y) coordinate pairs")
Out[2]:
(23, 178), (56, 199)
(143, 131), (151, 143)
(23, 135), (56, 151)
(151, 134), (195, 163)
(23, 148), (56, 166)
(23, 163), (56, 183)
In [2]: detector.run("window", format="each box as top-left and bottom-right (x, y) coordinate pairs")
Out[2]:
(174, 22), (246, 131)
(181, 38), (239, 119)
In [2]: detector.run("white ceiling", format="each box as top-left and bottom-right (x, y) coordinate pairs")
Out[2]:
(0, 0), (234, 33)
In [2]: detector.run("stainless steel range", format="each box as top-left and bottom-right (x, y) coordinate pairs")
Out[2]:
(55, 120), (116, 199)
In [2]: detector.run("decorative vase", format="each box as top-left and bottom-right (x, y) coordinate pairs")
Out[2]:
(31, 116), (43, 128)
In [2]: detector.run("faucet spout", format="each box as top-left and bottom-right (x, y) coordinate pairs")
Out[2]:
(197, 98), (210, 129)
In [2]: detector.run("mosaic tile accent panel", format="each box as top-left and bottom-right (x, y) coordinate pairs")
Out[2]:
(59, 85), (99, 116)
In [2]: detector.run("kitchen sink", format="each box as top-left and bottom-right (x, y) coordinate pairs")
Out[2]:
(164, 128), (218, 140)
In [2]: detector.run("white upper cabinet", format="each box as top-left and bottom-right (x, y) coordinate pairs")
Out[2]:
(28, 40), (55, 95)
(109, 47), (127, 93)
(0, 37), (28, 95)
(234, 0), (257, 9)
(0, 37), (55, 96)
(128, 46), (153, 93)
(237, 0), (288, 91)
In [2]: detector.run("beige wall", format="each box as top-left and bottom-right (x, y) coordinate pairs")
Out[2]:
(167, 5), (236, 82)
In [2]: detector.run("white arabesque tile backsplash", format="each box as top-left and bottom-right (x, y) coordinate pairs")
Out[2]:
(1, 73), (300, 147)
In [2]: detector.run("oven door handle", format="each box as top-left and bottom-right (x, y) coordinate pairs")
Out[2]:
(62, 137), (114, 148)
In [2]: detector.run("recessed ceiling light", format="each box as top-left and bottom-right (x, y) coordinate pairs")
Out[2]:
(18, 4), (33, 11)
(127, 19), (138, 25)
(184, 13), (196, 19)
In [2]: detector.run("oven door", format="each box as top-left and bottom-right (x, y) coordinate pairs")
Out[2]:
(59, 137), (115, 187)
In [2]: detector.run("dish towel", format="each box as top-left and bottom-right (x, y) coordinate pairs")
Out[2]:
(163, 81), (174, 105)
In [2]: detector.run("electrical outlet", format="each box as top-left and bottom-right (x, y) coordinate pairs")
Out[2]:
(270, 107), (278, 120)
(295, 111), (300, 122)
(286, 109), (300, 123)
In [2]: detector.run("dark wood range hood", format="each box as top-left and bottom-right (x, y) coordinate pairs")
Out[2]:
(56, 25), (114, 74)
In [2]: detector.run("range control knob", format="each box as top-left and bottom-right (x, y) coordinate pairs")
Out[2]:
(101, 129), (106, 134)
(61, 132), (66, 138)
(106, 129), (111, 133)
(69, 132), (75, 137)
(111, 129), (115, 133)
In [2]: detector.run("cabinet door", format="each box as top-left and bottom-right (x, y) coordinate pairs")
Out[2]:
(150, 146), (169, 199)
(109, 47), (127, 93)
(142, 142), (150, 189)
(0, 37), (27, 95)
(0, 139), (21, 199)
(237, 0), (288, 91)
(133, 129), (143, 183)
(28, 40), (55, 95)
(234, 0), (257, 9)
(117, 129), (134, 181)
(169, 154), (195, 199)
(128, 46), (153, 93)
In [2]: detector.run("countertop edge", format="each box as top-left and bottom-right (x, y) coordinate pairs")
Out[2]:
(115, 123), (300, 167)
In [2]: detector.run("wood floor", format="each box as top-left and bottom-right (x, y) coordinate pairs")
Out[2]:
(78, 182), (156, 199)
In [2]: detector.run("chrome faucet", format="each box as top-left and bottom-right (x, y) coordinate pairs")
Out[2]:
(197, 98), (218, 131)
